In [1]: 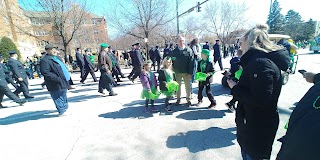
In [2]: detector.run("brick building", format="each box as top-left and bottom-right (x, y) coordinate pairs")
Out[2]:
(25, 11), (108, 56)
(0, 0), (38, 60)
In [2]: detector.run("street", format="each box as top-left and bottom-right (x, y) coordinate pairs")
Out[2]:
(0, 49), (319, 160)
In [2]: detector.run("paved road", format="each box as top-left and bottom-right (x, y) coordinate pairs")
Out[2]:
(0, 50), (319, 160)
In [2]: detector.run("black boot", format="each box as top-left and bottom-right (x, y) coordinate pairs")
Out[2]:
(145, 99), (149, 113)
(165, 98), (172, 112)
(150, 100), (158, 112)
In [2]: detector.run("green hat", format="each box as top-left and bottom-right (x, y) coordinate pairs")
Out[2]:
(100, 43), (109, 48)
(201, 49), (210, 56)
(144, 60), (153, 65)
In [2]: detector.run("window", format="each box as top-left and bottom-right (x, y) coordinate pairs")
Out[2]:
(70, 19), (74, 24)
(35, 31), (40, 36)
(42, 30), (46, 36)
(94, 29), (98, 34)
(16, 19), (20, 26)
(92, 19), (97, 25)
(3, 17), (8, 24)
(81, 19), (86, 24)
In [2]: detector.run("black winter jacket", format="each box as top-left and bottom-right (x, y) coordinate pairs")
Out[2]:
(170, 47), (194, 75)
(197, 60), (215, 84)
(40, 55), (69, 91)
(158, 69), (176, 91)
(231, 48), (289, 159)
(277, 74), (320, 160)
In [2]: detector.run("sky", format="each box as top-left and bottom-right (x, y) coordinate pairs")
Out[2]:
(19, 0), (320, 38)
(92, 0), (319, 38)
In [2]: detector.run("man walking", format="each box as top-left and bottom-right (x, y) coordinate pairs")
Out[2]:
(0, 58), (18, 89)
(213, 40), (223, 70)
(98, 43), (117, 96)
(203, 41), (210, 50)
(75, 48), (85, 79)
(154, 46), (162, 72)
(128, 43), (143, 83)
(171, 35), (194, 106)
(80, 49), (98, 83)
(163, 44), (171, 59)
(128, 45), (136, 79)
(8, 51), (34, 99)
(0, 55), (26, 108)
(40, 44), (70, 116)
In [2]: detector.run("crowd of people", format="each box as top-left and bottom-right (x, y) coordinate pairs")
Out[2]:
(0, 23), (319, 159)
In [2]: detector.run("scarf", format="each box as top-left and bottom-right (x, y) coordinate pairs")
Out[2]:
(51, 56), (71, 81)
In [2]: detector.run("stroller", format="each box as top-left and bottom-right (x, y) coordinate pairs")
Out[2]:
(221, 57), (241, 88)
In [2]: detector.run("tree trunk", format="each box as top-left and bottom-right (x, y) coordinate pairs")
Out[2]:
(63, 43), (68, 63)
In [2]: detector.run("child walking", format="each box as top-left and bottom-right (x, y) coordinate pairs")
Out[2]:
(158, 57), (179, 112)
(140, 60), (160, 113)
(196, 49), (216, 108)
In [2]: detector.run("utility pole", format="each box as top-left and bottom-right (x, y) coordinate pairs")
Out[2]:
(175, 0), (209, 35)
(176, 0), (179, 35)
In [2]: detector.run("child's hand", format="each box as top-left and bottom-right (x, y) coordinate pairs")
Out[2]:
(227, 79), (237, 89)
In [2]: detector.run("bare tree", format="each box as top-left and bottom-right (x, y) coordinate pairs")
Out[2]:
(204, 0), (248, 44)
(106, 0), (174, 57)
(180, 17), (203, 39)
(19, 0), (91, 62)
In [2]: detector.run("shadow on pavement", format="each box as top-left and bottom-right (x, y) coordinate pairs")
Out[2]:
(176, 109), (227, 120)
(166, 127), (236, 153)
(69, 88), (97, 93)
(0, 110), (57, 125)
(192, 83), (230, 97)
(68, 94), (102, 102)
(99, 106), (153, 119)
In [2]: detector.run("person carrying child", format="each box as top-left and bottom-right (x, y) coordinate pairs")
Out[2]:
(158, 57), (179, 112)
(196, 49), (216, 108)
(140, 60), (160, 113)
(225, 49), (243, 112)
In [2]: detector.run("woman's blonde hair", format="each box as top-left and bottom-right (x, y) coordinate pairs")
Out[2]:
(162, 57), (172, 69)
(242, 24), (283, 53)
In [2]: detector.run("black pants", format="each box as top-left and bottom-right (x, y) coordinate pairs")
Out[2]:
(115, 64), (124, 77)
(112, 67), (121, 81)
(214, 57), (224, 70)
(0, 83), (21, 103)
(98, 70), (114, 94)
(198, 82), (215, 103)
(5, 76), (18, 89)
(129, 66), (141, 80)
(79, 65), (85, 79)
(153, 60), (161, 71)
(81, 69), (97, 82)
(14, 78), (30, 97)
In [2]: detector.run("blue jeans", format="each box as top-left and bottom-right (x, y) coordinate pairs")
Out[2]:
(49, 90), (68, 114)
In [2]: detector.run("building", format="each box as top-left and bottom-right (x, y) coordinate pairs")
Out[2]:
(0, 0), (38, 60)
(25, 10), (108, 56)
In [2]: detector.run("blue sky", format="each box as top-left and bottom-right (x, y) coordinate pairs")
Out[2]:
(19, 0), (319, 38)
